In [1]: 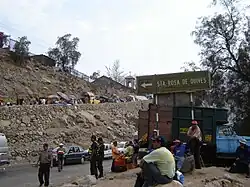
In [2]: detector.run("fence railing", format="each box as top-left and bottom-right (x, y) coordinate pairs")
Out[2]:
(69, 68), (90, 82)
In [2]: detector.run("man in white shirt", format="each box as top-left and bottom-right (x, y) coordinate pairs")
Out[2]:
(137, 136), (176, 187)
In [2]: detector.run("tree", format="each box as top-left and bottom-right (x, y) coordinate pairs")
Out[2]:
(48, 34), (81, 71)
(105, 60), (126, 83)
(90, 70), (101, 81)
(14, 36), (31, 56)
(192, 0), (250, 128)
(181, 61), (202, 72)
(12, 36), (31, 64)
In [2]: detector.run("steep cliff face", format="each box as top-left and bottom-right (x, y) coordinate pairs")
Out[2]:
(0, 101), (150, 161)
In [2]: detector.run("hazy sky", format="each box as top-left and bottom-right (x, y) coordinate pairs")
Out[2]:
(0, 0), (248, 76)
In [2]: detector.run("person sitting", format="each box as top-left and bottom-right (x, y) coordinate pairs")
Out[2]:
(173, 140), (186, 171)
(229, 138), (249, 177)
(148, 130), (158, 150)
(134, 136), (176, 187)
(124, 141), (134, 164)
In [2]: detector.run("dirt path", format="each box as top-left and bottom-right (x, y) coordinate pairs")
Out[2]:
(95, 167), (250, 187)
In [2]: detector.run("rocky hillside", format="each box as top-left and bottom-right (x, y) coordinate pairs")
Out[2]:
(0, 101), (149, 161)
(0, 49), (131, 100)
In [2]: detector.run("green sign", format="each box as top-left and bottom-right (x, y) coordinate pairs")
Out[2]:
(136, 75), (155, 95)
(136, 71), (211, 94)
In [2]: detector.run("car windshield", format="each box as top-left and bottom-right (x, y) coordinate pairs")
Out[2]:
(117, 143), (125, 148)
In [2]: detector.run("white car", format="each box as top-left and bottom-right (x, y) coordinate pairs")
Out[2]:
(117, 141), (127, 154)
(104, 143), (112, 159)
(0, 133), (10, 169)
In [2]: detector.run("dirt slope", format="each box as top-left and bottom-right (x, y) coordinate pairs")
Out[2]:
(0, 50), (94, 99)
(0, 50), (129, 100)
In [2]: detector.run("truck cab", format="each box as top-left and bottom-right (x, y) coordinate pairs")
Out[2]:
(216, 124), (250, 158)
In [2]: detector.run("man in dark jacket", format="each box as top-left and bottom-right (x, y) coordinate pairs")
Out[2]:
(89, 135), (98, 179)
(97, 137), (105, 178)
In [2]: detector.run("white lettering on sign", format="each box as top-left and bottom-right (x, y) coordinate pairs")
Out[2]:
(157, 77), (208, 88)
(157, 80), (181, 87)
(182, 79), (188, 85)
(190, 78), (207, 84)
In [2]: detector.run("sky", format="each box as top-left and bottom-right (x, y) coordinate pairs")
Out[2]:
(0, 0), (249, 77)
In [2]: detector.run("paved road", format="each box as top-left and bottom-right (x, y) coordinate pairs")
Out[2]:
(0, 160), (112, 187)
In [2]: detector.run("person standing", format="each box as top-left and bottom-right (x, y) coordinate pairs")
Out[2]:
(97, 137), (105, 178)
(37, 143), (53, 187)
(187, 120), (202, 169)
(124, 141), (134, 164)
(57, 143), (66, 172)
(111, 141), (120, 172)
(89, 135), (98, 179)
(133, 139), (139, 166)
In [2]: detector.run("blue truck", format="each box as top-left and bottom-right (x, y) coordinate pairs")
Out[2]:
(138, 104), (250, 164)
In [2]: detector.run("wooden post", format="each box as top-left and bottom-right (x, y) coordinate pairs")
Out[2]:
(155, 94), (159, 136)
(190, 92), (194, 120)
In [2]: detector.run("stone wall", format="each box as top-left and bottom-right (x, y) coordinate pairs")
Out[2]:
(0, 101), (150, 161)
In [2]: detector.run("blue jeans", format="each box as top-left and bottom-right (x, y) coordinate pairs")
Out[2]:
(175, 156), (185, 170)
(142, 162), (172, 187)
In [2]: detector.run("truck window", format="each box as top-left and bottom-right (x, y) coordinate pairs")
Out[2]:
(218, 126), (236, 136)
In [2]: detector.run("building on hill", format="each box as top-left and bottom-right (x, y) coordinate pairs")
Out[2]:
(92, 76), (135, 95)
(31, 54), (56, 67)
(125, 75), (136, 89)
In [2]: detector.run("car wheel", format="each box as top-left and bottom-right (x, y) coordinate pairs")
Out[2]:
(81, 157), (85, 164)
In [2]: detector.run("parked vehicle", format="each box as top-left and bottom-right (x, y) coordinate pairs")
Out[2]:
(0, 133), (10, 168)
(104, 143), (112, 159)
(79, 143), (112, 160)
(216, 124), (250, 158)
(138, 103), (250, 165)
(51, 144), (88, 166)
(117, 142), (127, 153)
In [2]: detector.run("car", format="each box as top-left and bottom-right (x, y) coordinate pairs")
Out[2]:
(117, 141), (127, 154)
(83, 143), (112, 160)
(51, 144), (88, 166)
(104, 143), (112, 159)
(0, 133), (10, 169)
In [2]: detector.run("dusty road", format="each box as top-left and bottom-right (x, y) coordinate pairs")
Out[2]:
(0, 160), (112, 187)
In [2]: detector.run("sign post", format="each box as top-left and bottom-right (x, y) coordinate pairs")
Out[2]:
(136, 71), (211, 95)
(188, 92), (194, 120)
(136, 71), (212, 135)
